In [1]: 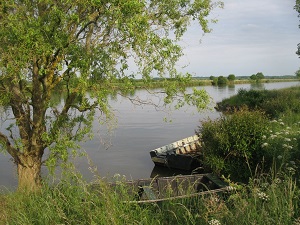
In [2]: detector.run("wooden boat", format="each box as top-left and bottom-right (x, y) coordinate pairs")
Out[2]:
(108, 173), (229, 204)
(149, 135), (203, 170)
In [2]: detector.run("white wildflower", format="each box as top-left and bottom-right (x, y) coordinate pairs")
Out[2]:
(262, 135), (267, 140)
(274, 178), (281, 184)
(226, 186), (236, 192)
(293, 217), (300, 225)
(284, 138), (291, 142)
(211, 196), (220, 203)
(270, 134), (277, 139)
(261, 143), (269, 148)
(208, 219), (222, 225)
(277, 155), (283, 160)
(257, 190), (269, 201)
(113, 173), (121, 179)
(287, 167), (296, 173)
(261, 183), (269, 189)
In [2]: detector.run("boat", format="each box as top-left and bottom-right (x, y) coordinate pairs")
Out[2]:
(149, 135), (203, 170)
(107, 173), (229, 204)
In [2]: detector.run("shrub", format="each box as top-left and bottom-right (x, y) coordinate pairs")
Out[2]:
(197, 109), (269, 182)
(227, 74), (236, 81)
(217, 76), (228, 85)
(211, 77), (218, 85)
(217, 87), (300, 119)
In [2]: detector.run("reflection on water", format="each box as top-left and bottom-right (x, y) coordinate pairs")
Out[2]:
(150, 165), (205, 178)
(0, 81), (299, 188)
(250, 82), (265, 90)
(150, 166), (192, 178)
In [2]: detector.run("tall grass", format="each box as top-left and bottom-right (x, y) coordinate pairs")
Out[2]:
(1, 166), (299, 225)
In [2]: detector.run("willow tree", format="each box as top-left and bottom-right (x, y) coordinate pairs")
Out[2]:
(296, 0), (300, 57)
(0, 0), (221, 191)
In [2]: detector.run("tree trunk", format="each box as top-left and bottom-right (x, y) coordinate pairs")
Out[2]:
(17, 155), (42, 192)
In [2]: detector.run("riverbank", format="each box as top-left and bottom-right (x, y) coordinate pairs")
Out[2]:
(1, 85), (299, 224)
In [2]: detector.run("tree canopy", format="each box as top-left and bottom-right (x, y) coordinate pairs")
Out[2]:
(296, 0), (300, 57)
(250, 72), (264, 82)
(0, 0), (222, 190)
(227, 74), (235, 81)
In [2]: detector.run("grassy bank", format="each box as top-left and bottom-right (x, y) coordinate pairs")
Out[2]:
(1, 168), (299, 224)
(1, 170), (299, 225)
(1, 86), (300, 224)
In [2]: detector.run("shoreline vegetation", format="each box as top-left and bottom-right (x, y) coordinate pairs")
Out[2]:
(91, 76), (299, 90)
(1, 85), (300, 224)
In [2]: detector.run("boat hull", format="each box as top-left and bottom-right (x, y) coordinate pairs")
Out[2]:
(150, 135), (203, 170)
(105, 173), (229, 203)
(151, 154), (201, 170)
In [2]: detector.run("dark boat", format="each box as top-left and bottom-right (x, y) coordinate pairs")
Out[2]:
(149, 135), (203, 170)
(108, 173), (229, 204)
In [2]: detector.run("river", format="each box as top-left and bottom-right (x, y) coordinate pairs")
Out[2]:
(0, 81), (299, 188)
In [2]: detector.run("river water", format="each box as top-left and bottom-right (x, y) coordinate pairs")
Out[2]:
(0, 81), (299, 188)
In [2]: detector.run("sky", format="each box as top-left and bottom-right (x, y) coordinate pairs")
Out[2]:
(178, 0), (300, 77)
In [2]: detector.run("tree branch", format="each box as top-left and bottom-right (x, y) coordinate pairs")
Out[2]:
(0, 132), (19, 162)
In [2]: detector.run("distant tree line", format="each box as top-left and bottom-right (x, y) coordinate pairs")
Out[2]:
(209, 72), (268, 86)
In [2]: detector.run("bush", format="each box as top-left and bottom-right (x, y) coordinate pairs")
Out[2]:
(211, 77), (218, 85)
(217, 87), (300, 119)
(197, 109), (269, 182)
(227, 74), (236, 81)
(217, 76), (228, 85)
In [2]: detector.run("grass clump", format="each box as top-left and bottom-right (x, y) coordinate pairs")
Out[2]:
(222, 171), (300, 225)
(1, 176), (162, 225)
(217, 86), (300, 118)
(1, 169), (299, 224)
(197, 109), (269, 182)
(201, 86), (300, 183)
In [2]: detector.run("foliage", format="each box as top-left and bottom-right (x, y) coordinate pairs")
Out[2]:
(295, 0), (300, 57)
(223, 171), (300, 225)
(256, 72), (265, 80)
(227, 74), (236, 81)
(211, 77), (218, 86)
(197, 109), (269, 182)
(296, 68), (300, 79)
(0, 0), (222, 190)
(1, 165), (299, 225)
(217, 87), (300, 119)
(217, 76), (228, 85)
(208, 86), (300, 183)
(250, 72), (264, 81)
(250, 74), (257, 80)
(211, 76), (228, 86)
